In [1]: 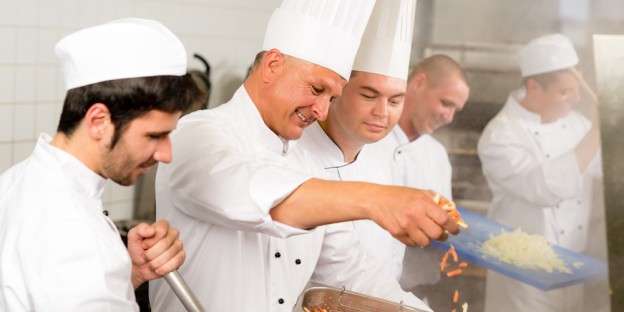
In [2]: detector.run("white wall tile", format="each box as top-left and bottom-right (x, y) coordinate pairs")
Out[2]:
(16, 28), (37, 65)
(37, 1), (60, 27)
(14, 67), (36, 102)
(0, 0), (17, 25)
(37, 30), (61, 65)
(12, 141), (35, 164)
(0, 105), (13, 142)
(0, 66), (14, 103)
(0, 143), (12, 173)
(35, 67), (59, 102)
(15, 0), (38, 26)
(0, 27), (16, 64)
(13, 104), (35, 141)
(35, 103), (58, 137)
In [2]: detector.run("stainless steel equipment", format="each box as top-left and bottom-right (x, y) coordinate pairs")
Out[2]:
(294, 286), (428, 312)
(164, 271), (206, 312)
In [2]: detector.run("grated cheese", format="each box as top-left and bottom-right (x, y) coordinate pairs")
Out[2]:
(480, 228), (573, 274)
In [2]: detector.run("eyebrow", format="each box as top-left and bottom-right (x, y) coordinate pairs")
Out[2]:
(360, 85), (406, 99)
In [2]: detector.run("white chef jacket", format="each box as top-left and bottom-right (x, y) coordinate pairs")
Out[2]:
(0, 134), (137, 312)
(287, 122), (406, 282)
(149, 86), (432, 312)
(478, 89), (599, 312)
(370, 127), (452, 288)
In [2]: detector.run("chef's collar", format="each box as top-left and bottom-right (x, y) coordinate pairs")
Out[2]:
(236, 86), (291, 157)
(508, 88), (543, 125)
(37, 133), (107, 200)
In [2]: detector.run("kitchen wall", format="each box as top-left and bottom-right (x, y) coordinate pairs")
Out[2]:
(0, 0), (279, 220)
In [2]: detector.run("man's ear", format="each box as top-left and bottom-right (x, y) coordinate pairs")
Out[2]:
(261, 48), (286, 83)
(84, 103), (112, 140)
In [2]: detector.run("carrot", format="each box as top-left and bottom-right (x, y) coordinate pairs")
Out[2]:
(446, 269), (462, 277)
(459, 261), (468, 268)
(453, 290), (459, 303)
(451, 309), (456, 312)
(449, 245), (458, 263)
(441, 251), (449, 271)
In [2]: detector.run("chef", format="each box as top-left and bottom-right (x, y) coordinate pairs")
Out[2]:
(149, 0), (457, 311)
(286, 0), (419, 282)
(373, 55), (470, 297)
(0, 18), (203, 311)
(478, 33), (601, 312)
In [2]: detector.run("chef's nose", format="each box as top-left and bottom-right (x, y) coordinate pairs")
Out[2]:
(153, 137), (173, 164)
(312, 96), (331, 121)
(372, 100), (389, 117)
(442, 107), (455, 124)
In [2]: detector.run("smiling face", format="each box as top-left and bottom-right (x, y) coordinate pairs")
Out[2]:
(259, 51), (347, 141)
(322, 71), (406, 156)
(99, 110), (180, 186)
(400, 71), (469, 140)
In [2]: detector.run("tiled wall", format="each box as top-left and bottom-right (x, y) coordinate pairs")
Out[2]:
(0, 0), (280, 220)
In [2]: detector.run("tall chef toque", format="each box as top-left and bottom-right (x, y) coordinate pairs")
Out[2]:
(352, 0), (416, 81)
(55, 18), (187, 91)
(517, 33), (579, 77)
(262, 0), (376, 80)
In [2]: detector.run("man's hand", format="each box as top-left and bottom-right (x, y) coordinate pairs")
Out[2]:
(369, 187), (460, 247)
(127, 220), (185, 288)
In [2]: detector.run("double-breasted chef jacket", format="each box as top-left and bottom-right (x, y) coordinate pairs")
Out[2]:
(149, 87), (432, 312)
(0, 134), (137, 311)
(478, 88), (600, 312)
(370, 126), (453, 288)
(287, 122), (407, 283)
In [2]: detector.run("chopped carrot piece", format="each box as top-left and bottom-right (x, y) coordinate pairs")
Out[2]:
(459, 261), (468, 268)
(453, 290), (459, 303)
(446, 269), (462, 277)
(449, 245), (458, 263)
(441, 251), (449, 271)
(451, 309), (456, 312)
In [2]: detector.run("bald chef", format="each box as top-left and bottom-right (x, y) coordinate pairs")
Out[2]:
(149, 0), (458, 311)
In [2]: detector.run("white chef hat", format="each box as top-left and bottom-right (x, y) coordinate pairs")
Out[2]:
(55, 18), (187, 91)
(517, 33), (579, 77)
(352, 0), (416, 81)
(262, 0), (376, 80)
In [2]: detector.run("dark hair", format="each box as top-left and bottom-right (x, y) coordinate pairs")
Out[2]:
(522, 68), (571, 90)
(58, 74), (206, 148)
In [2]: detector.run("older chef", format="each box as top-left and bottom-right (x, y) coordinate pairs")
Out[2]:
(287, 0), (418, 282)
(478, 33), (601, 312)
(149, 0), (457, 311)
(0, 19), (204, 311)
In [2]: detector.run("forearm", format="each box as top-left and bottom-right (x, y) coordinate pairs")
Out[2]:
(270, 178), (374, 229)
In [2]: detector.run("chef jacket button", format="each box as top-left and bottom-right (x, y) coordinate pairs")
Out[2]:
(546, 154), (550, 158)
(555, 205), (559, 209)
(295, 259), (301, 265)
(534, 131), (539, 135)
(274, 252), (281, 258)
(397, 150), (402, 155)
(578, 225), (583, 230)
(103, 210), (109, 216)
(560, 230), (564, 235)
(278, 298), (284, 304)
(577, 200), (581, 204)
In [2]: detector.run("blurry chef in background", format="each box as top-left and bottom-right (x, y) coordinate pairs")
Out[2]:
(150, 0), (458, 311)
(478, 33), (601, 312)
(372, 55), (470, 299)
(287, 0), (418, 282)
(0, 18), (203, 311)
